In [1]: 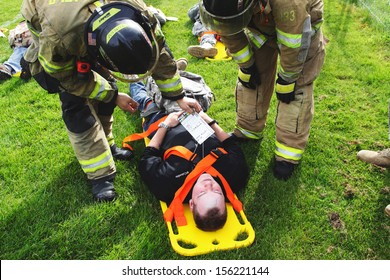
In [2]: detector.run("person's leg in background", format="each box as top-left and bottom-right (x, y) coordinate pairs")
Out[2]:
(0, 46), (28, 80)
(129, 81), (166, 136)
(187, 4), (217, 58)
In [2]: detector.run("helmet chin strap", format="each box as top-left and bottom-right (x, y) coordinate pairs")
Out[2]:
(109, 29), (160, 83)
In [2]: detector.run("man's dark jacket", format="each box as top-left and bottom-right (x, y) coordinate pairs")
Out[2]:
(139, 124), (249, 203)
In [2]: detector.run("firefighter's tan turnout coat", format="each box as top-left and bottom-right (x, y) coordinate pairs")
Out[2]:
(21, 0), (184, 180)
(222, 0), (326, 163)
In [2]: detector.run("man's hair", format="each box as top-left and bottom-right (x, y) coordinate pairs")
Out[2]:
(192, 205), (227, 231)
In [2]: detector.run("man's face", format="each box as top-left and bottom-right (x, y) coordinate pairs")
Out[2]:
(189, 173), (225, 216)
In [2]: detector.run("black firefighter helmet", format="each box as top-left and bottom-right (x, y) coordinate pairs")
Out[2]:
(84, 2), (154, 74)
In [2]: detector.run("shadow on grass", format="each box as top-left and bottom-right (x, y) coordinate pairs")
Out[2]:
(248, 160), (300, 259)
(0, 159), (167, 259)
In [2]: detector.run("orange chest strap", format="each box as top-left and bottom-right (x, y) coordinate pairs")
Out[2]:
(163, 146), (242, 227)
(163, 145), (197, 161)
(122, 115), (168, 150)
(207, 166), (242, 213)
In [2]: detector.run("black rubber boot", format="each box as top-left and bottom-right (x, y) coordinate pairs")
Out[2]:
(110, 144), (134, 161)
(91, 177), (117, 202)
(273, 160), (296, 180)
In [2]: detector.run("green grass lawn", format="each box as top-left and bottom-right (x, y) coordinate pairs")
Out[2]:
(0, 0), (389, 260)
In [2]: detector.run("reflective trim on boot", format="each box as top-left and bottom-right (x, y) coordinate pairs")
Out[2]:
(79, 150), (114, 173)
(357, 149), (390, 167)
(234, 125), (263, 140)
(275, 140), (304, 161)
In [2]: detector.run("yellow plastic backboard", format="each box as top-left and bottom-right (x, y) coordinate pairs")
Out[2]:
(160, 200), (255, 257)
(142, 121), (254, 257)
(205, 41), (232, 62)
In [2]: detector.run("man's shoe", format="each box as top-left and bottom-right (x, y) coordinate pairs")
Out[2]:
(357, 149), (390, 167)
(110, 144), (134, 161)
(188, 43), (218, 58)
(0, 64), (12, 80)
(385, 204), (390, 218)
(91, 179), (117, 202)
(273, 160), (296, 180)
(176, 57), (188, 71)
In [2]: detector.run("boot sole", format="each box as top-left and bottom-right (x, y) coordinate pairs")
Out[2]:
(188, 46), (217, 58)
(0, 70), (12, 80)
(385, 205), (390, 218)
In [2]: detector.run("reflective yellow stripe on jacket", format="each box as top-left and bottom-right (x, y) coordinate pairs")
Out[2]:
(26, 21), (39, 38)
(247, 31), (267, 49)
(276, 28), (302, 49)
(90, 72), (111, 101)
(275, 140), (303, 161)
(275, 82), (295, 94)
(106, 133), (115, 146)
(238, 68), (251, 83)
(79, 150), (114, 174)
(279, 67), (299, 82)
(38, 54), (74, 74)
(230, 44), (253, 64)
(155, 73), (182, 94)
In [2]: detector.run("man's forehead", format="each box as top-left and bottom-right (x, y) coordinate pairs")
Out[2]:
(196, 192), (224, 213)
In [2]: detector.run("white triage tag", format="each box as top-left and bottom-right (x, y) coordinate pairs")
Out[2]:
(178, 112), (214, 144)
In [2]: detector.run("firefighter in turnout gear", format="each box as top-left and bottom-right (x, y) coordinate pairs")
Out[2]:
(21, 0), (201, 202)
(200, 0), (326, 180)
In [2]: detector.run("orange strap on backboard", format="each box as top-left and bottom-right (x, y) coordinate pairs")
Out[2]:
(163, 151), (219, 226)
(163, 145), (197, 161)
(208, 167), (242, 212)
(163, 146), (242, 226)
(122, 115), (168, 150)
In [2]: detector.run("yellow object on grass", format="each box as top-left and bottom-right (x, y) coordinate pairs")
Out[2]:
(0, 28), (8, 37)
(205, 41), (232, 62)
(142, 117), (254, 257)
(160, 200), (255, 257)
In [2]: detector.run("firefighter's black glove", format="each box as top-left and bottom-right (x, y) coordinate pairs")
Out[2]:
(238, 63), (260, 89)
(275, 75), (296, 104)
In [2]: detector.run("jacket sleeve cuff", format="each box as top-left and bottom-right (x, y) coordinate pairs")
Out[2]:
(162, 91), (185, 101)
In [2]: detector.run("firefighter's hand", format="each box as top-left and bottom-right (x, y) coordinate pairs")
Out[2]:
(116, 92), (139, 113)
(238, 63), (260, 89)
(275, 75), (296, 104)
(177, 96), (202, 114)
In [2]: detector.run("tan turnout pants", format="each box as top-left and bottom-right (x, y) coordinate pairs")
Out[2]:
(234, 30), (326, 163)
